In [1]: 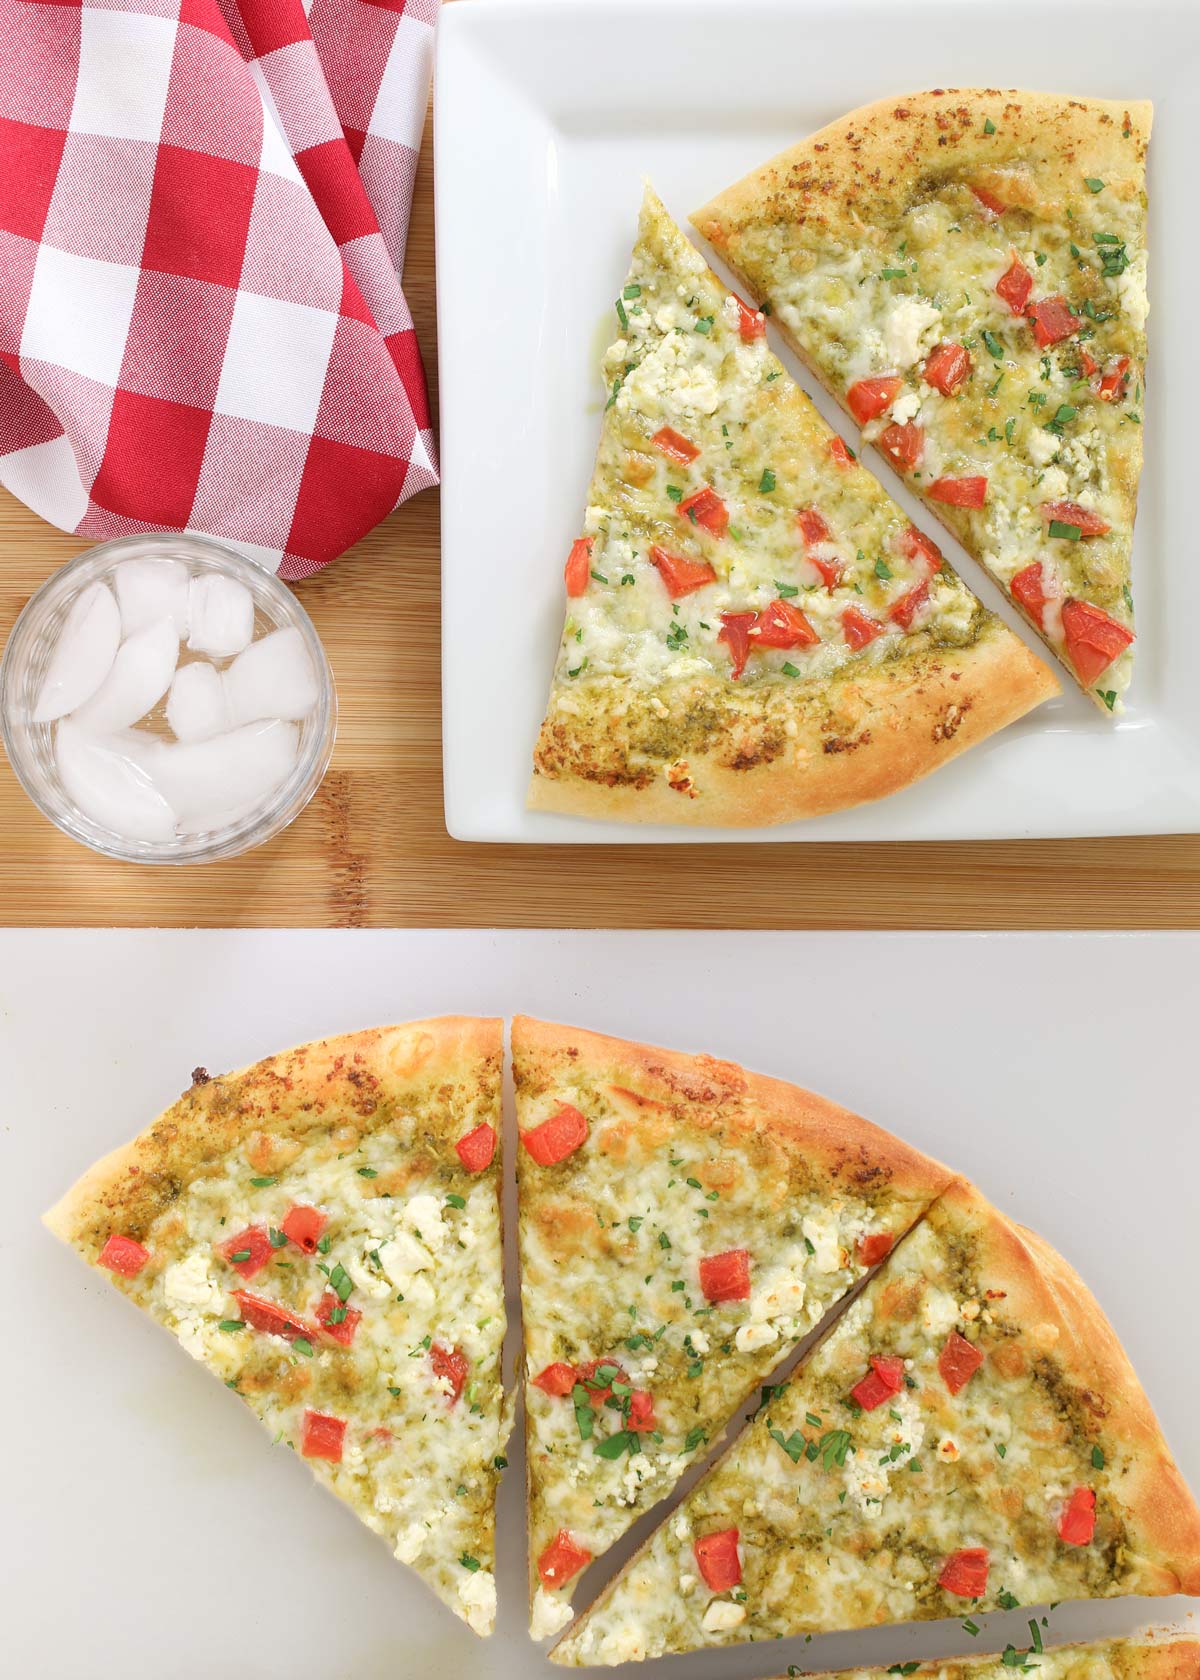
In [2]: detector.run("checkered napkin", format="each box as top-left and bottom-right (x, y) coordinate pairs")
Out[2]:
(0, 0), (438, 580)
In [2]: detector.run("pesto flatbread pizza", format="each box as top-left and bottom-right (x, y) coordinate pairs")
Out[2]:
(765, 1637), (1200, 1680)
(529, 187), (1056, 827)
(552, 1178), (1200, 1666)
(694, 91), (1150, 712)
(44, 1019), (511, 1637)
(512, 1016), (956, 1641)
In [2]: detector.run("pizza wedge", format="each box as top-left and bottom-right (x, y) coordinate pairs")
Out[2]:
(764, 1639), (1200, 1680)
(551, 1177), (1200, 1665)
(43, 1018), (511, 1637)
(513, 1015), (957, 1640)
(694, 91), (1150, 712)
(530, 186), (1057, 827)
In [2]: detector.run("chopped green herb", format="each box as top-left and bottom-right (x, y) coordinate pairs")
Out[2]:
(881, 267), (908, 280)
(615, 298), (628, 330)
(998, 1590), (1022, 1610)
(230, 1249), (251, 1264)
(218, 1319), (244, 1333)
(268, 1228), (287, 1248)
(1048, 520), (1082, 541)
(1085, 177), (1105, 193)
(984, 117), (996, 135)
(459, 1554), (481, 1572)
(623, 283), (641, 299)
(249, 1175), (276, 1188)
(694, 315), (714, 335)
(292, 1337), (314, 1358)
(445, 1193), (466, 1210)
(684, 1425), (707, 1453)
(1092, 1444), (1106, 1469)
(781, 662), (801, 678)
(357, 1167), (377, 1179)
(981, 329), (1004, 360)
(1100, 690), (1118, 711)
(875, 558), (893, 580)
(759, 468), (776, 493)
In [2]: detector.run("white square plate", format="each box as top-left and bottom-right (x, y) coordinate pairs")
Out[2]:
(435, 0), (1200, 842)
(7, 929), (1198, 1675)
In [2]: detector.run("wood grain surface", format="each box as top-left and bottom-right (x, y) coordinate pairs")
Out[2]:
(0, 102), (1196, 930)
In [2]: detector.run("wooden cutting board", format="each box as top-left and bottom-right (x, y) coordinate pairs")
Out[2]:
(0, 106), (1196, 929)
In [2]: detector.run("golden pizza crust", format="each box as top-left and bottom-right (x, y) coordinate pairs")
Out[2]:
(760, 1638), (1200, 1680)
(531, 628), (1056, 825)
(45, 1016), (504, 1257)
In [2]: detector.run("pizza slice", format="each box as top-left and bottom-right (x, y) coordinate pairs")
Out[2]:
(552, 1177), (1200, 1666)
(513, 1016), (957, 1641)
(43, 1018), (510, 1637)
(764, 1639), (1200, 1680)
(694, 91), (1150, 712)
(529, 186), (1056, 827)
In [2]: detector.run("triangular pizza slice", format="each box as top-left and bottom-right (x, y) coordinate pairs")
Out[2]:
(763, 1638), (1200, 1680)
(512, 1016), (956, 1641)
(694, 91), (1150, 712)
(44, 1019), (511, 1637)
(552, 1177), (1200, 1666)
(529, 186), (1056, 827)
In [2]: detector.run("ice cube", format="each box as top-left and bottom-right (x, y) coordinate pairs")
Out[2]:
(151, 719), (299, 827)
(224, 627), (318, 725)
(113, 557), (190, 638)
(55, 719), (177, 842)
(32, 581), (121, 722)
(167, 661), (229, 743)
(187, 574), (254, 658)
(72, 616), (179, 733)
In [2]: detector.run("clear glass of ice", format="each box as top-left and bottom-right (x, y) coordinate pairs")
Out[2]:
(1, 534), (336, 864)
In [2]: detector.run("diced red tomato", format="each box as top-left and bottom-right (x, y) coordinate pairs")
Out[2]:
(939, 1547), (989, 1597)
(538, 1529), (591, 1589)
(924, 342), (972, 396)
(856, 1231), (894, 1266)
(719, 611), (757, 680)
(850, 1354), (906, 1412)
(1040, 500), (1110, 538)
(829, 435), (855, 468)
(754, 598), (819, 649)
(971, 183), (1007, 217)
(797, 506), (833, 546)
(1061, 598), (1134, 686)
(995, 252), (1033, 315)
(98, 1234), (149, 1277)
(678, 485), (729, 536)
(733, 294), (766, 341)
(939, 1330), (985, 1395)
(811, 554), (844, 589)
(651, 425), (700, 464)
(455, 1121), (497, 1173)
(929, 475), (988, 509)
(1058, 1486), (1097, 1547)
(693, 1528), (742, 1592)
(281, 1204), (327, 1255)
(1098, 355), (1131, 402)
(430, 1341), (469, 1404)
(520, 1102), (589, 1165)
(576, 1357), (629, 1408)
(564, 536), (592, 598)
(888, 579), (931, 630)
(1078, 348), (1099, 379)
(841, 606), (883, 652)
(315, 1290), (361, 1347)
(1010, 562), (1053, 628)
(879, 421), (925, 472)
(231, 1288), (313, 1341)
(898, 525), (944, 573)
(218, 1225), (275, 1280)
(648, 544), (717, 599)
(533, 1361), (579, 1398)
(847, 376), (902, 424)
(627, 1390), (656, 1431)
(301, 1409), (346, 1462)
(1028, 295), (1079, 347)
(699, 1248), (751, 1303)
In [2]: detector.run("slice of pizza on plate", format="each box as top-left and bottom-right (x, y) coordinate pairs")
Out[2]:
(512, 1015), (957, 1641)
(694, 91), (1150, 712)
(529, 186), (1057, 827)
(44, 1019), (511, 1637)
(762, 1638), (1200, 1680)
(551, 1176), (1200, 1665)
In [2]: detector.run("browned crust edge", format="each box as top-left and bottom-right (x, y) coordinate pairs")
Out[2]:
(758, 1636), (1200, 1680)
(43, 1016), (505, 1253)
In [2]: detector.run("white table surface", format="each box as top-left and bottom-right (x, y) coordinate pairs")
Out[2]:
(3, 929), (1196, 1677)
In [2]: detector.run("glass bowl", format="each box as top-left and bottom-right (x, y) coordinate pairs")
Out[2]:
(0, 534), (337, 864)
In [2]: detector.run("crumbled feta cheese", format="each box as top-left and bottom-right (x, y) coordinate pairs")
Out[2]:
(883, 296), (941, 368)
(1026, 429), (1059, 469)
(377, 1229), (431, 1292)
(750, 1269), (806, 1323)
(531, 1586), (574, 1641)
(689, 1329), (711, 1356)
(921, 1288), (961, 1335)
(801, 1212), (844, 1274)
(702, 1599), (747, 1632)
(735, 1320), (779, 1353)
(458, 1567), (496, 1635)
(394, 1522), (427, 1564)
(402, 1193), (446, 1255)
(162, 1252), (222, 1312)
(891, 389), (922, 425)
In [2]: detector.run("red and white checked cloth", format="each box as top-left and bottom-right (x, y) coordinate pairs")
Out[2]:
(0, 0), (438, 579)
